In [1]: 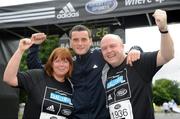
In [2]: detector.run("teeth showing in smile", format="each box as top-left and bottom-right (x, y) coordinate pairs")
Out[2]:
(107, 53), (115, 59)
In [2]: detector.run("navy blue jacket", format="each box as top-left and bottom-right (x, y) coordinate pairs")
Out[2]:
(27, 45), (110, 119)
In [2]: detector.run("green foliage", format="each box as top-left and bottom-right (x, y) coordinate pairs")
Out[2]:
(39, 35), (60, 64)
(19, 35), (59, 103)
(153, 78), (180, 106)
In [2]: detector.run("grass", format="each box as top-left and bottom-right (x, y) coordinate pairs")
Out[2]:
(154, 105), (163, 112)
(18, 112), (23, 119)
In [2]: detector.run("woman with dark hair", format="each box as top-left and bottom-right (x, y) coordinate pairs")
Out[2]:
(3, 38), (74, 119)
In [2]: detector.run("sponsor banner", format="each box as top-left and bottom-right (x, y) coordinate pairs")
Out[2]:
(0, 0), (179, 28)
(56, 2), (79, 19)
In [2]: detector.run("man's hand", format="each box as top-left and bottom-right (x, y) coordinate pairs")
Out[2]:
(153, 9), (167, 31)
(126, 49), (141, 66)
(31, 33), (46, 44)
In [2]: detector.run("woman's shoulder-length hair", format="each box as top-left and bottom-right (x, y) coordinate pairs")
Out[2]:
(44, 47), (73, 78)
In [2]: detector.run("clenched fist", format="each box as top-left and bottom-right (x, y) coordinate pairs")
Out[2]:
(153, 9), (168, 31)
(31, 33), (46, 44)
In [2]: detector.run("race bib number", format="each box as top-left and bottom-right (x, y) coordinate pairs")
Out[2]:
(109, 100), (133, 119)
(40, 112), (67, 119)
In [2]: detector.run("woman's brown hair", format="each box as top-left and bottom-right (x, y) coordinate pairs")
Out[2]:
(44, 48), (73, 78)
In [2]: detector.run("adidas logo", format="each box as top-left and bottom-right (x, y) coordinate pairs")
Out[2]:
(93, 64), (98, 69)
(57, 2), (79, 19)
(46, 105), (55, 112)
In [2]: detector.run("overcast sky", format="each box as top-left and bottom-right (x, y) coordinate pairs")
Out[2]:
(125, 24), (180, 83)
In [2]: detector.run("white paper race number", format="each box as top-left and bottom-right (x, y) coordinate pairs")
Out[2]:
(40, 112), (67, 119)
(109, 100), (133, 119)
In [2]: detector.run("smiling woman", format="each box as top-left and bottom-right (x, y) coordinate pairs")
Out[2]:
(3, 35), (74, 119)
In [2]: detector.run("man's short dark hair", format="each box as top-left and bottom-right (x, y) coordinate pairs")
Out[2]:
(69, 25), (92, 39)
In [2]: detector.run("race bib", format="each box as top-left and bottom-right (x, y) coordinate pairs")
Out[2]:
(40, 112), (67, 119)
(109, 100), (133, 119)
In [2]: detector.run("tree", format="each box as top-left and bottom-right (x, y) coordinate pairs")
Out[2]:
(153, 78), (180, 106)
(39, 35), (60, 64)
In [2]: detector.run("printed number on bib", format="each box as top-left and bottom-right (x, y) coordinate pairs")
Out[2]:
(109, 100), (133, 119)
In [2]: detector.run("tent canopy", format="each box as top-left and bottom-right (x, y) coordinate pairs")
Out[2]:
(0, 0), (180, 39)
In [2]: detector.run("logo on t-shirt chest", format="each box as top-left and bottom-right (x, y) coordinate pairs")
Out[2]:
(106, 69), (131, 105)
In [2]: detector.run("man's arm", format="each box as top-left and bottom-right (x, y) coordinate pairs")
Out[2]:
(27, 33), (46, 69)
(153, 9), (174, 67)
(27, 44), (43, 69)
